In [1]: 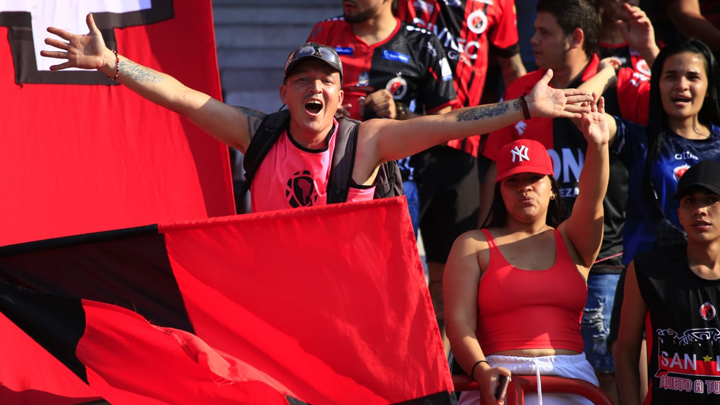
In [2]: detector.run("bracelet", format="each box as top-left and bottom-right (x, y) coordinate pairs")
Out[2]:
(470, 359), (489, 381)
(111, 49), (120, 81)
(518, 93), (531, 120)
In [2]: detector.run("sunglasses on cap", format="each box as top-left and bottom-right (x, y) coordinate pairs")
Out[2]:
(284, 43), (343, 82)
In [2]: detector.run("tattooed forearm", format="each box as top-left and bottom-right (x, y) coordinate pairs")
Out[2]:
(456, 102), (511, 122)
(118, 60), (163, 83)
(234, 106), (267, 137)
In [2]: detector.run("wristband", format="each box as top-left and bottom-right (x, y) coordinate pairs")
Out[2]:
(519, 93), (531, 120)
(111, 50), (120, 81)
(470, 359), (489, 381)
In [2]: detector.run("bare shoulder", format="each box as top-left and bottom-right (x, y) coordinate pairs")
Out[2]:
(448, 229), (491, 273)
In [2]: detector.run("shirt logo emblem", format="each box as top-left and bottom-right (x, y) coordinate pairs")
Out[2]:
(511, 145), (529, 163)
(700, 302), (716, 321)
(466, 9), (488, 34)
(673, 164), (691, 182)
(386, 75), (408, 99)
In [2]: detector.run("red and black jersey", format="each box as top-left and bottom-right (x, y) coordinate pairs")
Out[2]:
(616, 67), (651, 125)
(308, 17), (458, 122)
(484, 56), (627, 272)
(397, 0), (520, 156)
(635, 244), (720, 405)
(599, 42), (652, 77)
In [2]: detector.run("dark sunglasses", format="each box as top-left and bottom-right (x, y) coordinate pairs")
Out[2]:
(287, 45), (341, 68)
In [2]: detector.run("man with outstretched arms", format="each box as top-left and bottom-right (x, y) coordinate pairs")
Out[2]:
(41, 14), (591, 213)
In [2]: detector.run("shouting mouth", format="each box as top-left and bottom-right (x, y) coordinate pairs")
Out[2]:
(305, 99), (323, 115)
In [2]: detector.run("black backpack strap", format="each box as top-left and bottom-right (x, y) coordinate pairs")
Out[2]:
(327, 117), (360, 204)
(238, 109), (291, 202)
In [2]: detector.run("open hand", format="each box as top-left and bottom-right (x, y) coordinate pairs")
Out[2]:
(617, 4), (658, 59)
(581, 94), (610, 146)
(526, 69), (593, 119)
(40, 13), (113, 71)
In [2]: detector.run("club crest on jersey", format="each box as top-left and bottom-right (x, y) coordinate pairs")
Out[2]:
(285, 170), (318, 208)
(386, 75), (408, 99)
(0, 0), (173, 84)
(700, 302), (716, 321)
(636, 59), (651, 76)
(467, 9), (488, 34)
(674, 164), (691, 182)
(511, 145), (530, 162)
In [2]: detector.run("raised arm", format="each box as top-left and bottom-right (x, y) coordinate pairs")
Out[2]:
(362, 69), (592, 166)
(444, 232), (510, 405)
(41, 13), (263, 153)
(560, 96), (610, 268)
(618, 4), (660, 69)
(577, 61), (619, 142)
(614, 261), (647, 405)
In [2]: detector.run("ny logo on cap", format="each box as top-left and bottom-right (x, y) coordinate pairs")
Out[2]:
(511, 145), (529, 163)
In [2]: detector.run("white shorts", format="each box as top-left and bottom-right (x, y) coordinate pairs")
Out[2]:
(457, 353), (599, 405)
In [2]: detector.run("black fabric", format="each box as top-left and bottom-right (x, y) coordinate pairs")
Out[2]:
(0, 226), (193, 333)
(635, 245), (720, 404)
(0, 282), (87, 383)
(241, 110), (403, 205)
(548, 66), (627, 273)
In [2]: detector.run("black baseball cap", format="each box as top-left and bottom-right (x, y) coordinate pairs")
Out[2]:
(284, 42), (343, 83)
(673, 160), (720, 199)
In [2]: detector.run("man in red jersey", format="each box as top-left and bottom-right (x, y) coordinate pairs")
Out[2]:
(308, 0), (459, 235)
(394, 0), (526, 344)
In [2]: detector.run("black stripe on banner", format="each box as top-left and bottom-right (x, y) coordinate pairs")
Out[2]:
(0, 225), (194, 333)
(0, 282), (88, 383)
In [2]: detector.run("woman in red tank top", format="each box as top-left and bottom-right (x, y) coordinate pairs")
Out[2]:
(445, 97), (611, 405)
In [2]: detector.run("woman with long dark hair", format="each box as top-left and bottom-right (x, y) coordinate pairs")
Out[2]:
(444, 98), (610, 405)
(604, 38), (720, 264)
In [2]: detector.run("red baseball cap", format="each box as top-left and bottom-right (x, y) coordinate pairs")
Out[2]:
(495, 139), (554, 182)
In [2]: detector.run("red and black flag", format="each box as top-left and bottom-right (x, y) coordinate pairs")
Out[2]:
(0, 0), (234, 247)
(0, 198), (455, 404)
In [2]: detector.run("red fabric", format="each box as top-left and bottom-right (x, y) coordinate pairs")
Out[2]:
(0, 1), (232, 402)
(483, 55), (601, 161)
(476, 229), (586, 354)
(0, 314), (98, 404)
(161, 197), (452, 404)
(397, 0), (520, 157)
(617, 67), (651, 126)
(0, 0), (233, 247)
(78, 300), (294, 405)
